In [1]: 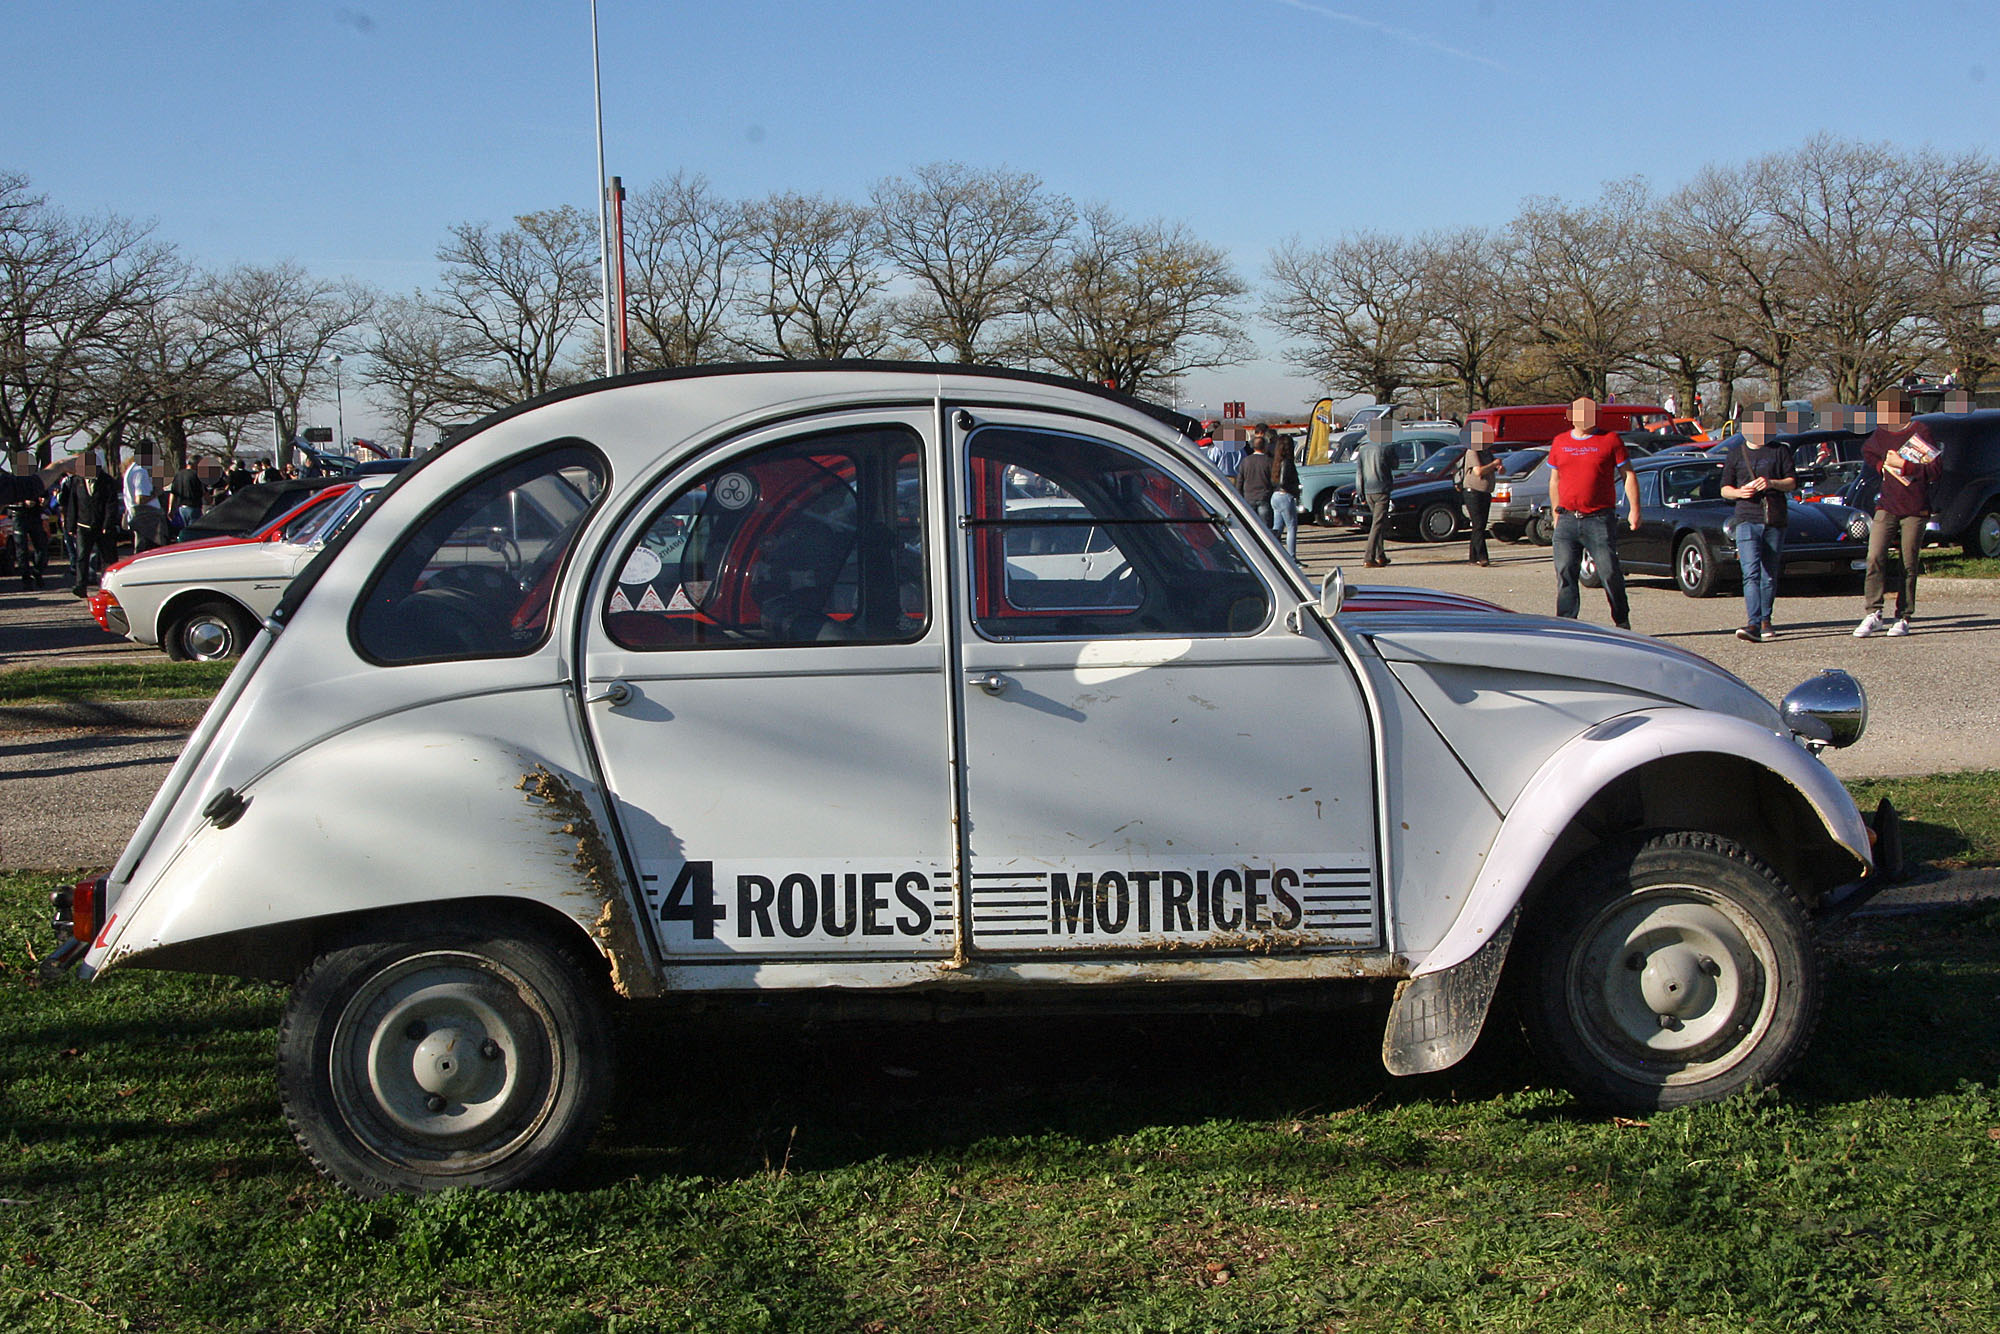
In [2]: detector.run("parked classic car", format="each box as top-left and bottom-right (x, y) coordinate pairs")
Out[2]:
(50, 363), (1892, 1196)
(1334, 446), (1550, 542)
(1299, 428), (1461, 524)
(1578, 453), (1873, 597)
(90, 475), (390, 659)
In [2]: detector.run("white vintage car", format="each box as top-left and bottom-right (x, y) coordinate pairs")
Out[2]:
(94, 475), (391, 660)
(51, 365), (1895, 1196)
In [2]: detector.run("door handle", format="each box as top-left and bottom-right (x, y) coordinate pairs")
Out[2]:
(967, 671), (1010, 697)
(585, 679), (634, 707)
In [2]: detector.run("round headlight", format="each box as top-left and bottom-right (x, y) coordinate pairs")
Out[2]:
(1780, 668), (1867, 749)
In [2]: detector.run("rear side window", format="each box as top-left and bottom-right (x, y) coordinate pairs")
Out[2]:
(354, 443), (606, 664)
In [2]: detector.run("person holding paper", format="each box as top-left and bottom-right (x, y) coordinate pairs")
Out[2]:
(1855, 389), (1943, 637)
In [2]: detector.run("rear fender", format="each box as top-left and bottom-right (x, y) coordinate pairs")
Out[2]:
(83, 728), (659, 996)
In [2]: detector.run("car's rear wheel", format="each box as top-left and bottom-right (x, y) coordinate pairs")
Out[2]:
(1675, 533), (1718, 598)
(278, 915), (612, 1197)
(163, 599), (256, 661)
(1417, 502), (1459, 543)
(1528, 513), (1554, 546)
(1517, 832), (1820, 1111)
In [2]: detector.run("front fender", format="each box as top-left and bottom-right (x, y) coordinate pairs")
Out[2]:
(1412, 708), (1871, 977)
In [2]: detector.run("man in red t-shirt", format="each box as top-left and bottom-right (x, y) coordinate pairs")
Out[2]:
(1854, 388), (1943, 637)
(1546, 397), (1642, 628)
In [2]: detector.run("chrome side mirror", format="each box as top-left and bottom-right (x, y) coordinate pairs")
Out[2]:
(1319, 566), (1347, 618)
(1781, 668), (1867, 750)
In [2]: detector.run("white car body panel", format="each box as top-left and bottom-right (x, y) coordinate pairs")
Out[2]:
(77, 367), (1877, 1022)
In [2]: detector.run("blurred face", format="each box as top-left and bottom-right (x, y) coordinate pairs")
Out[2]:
(1468, 421), (1493, 448)
(1568, 397), (1598, 431)
(1743, 411), (1774, 444)
(1876, 396), (1911, 429)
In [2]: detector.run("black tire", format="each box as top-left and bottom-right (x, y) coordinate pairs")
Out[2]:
(277, 915), (613, 1197)
(1528, 513), (1554, 546)
(1675, 532), (1718, 598)
(1517, 832), (1820, 1112)
(1417, 502), (1459, 543)
(1579, 548), (1602, 589)
(162, 599), (256, 661)
(1315, 491), (1342, 526)
(1969, 502), (2000, 559)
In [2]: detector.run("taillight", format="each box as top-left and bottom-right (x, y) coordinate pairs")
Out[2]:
(65, 875), (106, 942)
(1493, 484), (1512, 502)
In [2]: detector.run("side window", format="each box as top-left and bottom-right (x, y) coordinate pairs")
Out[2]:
(354, 443), (606, 664)
(1637, 472), (1660, 507)
(967, 427), (1270, 640)
(603, 426), (926, 650)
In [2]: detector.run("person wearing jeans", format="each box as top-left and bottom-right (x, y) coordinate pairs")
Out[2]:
(1546, 397), (1641, 628)
(1720, 408), (1796, 642)
(1268, 428), (1301, 557)
(1552, 507), (1631, 625)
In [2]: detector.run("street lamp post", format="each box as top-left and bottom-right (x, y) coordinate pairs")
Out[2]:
(333, 355), (345, 459)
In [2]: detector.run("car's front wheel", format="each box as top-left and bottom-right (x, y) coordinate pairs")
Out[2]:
(1518, 832), (1820, 1111)
(277, 915), (613, 1197)
(1970, 502), (2000, 559)
(162, 599), (256, 661)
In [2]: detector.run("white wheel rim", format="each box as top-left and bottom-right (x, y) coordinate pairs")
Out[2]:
(1567, 888), (1778, 1087)
(329, 951), (560, 1172)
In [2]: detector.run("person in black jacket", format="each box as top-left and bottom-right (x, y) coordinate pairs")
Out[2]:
(6, 453), (50, 588)
(62, 453), (120, 596)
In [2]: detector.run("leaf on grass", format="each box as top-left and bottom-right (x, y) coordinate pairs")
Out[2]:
(1612, 1117), (1651, 1129)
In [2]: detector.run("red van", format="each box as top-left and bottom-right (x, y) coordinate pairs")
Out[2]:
(1466, 402), (1671, 445)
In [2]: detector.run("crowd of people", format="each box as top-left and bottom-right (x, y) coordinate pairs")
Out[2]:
(4, 443), (308, 595)
(1199, 387), (1953, 644)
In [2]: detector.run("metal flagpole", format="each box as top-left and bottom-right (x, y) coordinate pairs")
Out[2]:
(591, 0), (616, 377)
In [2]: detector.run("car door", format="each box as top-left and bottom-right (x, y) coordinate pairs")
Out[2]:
(1622, 469), (1668, 567)
(579, 413), (958, 961)
(951, 410), (1382, 956)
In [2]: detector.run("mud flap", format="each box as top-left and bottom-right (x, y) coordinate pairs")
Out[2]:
(1381, 905), (1519, 1076)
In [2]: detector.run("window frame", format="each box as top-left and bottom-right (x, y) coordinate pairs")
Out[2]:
(349, 438), (610, 668)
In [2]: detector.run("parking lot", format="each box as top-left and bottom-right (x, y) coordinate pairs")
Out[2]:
(4, 523), (1998, 872)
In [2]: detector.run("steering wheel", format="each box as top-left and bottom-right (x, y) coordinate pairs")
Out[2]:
(427, 564), (518, 600)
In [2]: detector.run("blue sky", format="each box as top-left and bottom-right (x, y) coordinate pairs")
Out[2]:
(6, 0), (1998, 431)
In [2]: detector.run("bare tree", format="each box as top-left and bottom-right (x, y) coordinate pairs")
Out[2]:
(1508, 181), (1653, 400)
(104, 267), (267, 469)
(1409, 227), (1515, 413)
(872, 162), (1072, 363)
(1769, 137), (1927, 402)
(431, 206), (599, 411)
(1024, 206), (1250, 396)
(207, 261), (375, 463)
(1265, 232), (1428, 404)
(1904, 146), (2000, 394)
(0, 172), (179, 465)
(623, 174), (745, 369)
(359, 294), (486, 454)
(736, 192), (892, 360)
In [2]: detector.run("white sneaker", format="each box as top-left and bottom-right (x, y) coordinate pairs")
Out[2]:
(1887, 619), (1910, 637)
(1854, 611), (1884, 637)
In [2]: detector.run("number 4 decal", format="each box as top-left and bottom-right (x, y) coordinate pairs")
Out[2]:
(659, 860), (722, 939)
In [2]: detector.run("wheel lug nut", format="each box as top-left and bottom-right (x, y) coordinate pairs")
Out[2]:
(425, 1094), (447, 1113)
(405, 1020), (428, 1040)
(1699, 956), (1721, 976)
(480, 1040), (501, 1060)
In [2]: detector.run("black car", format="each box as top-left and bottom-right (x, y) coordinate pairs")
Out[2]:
(180, 477), (352, 541)
(1580, 454), (1873, 597)
(1337, 446), (1547, 543)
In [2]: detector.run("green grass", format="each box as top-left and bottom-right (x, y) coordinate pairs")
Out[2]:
(1923, 551), (2000, 579)
(6, 866), (2000, 1330)
(1846, 770), (2000, 867)
(0, 660), (233, 704)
